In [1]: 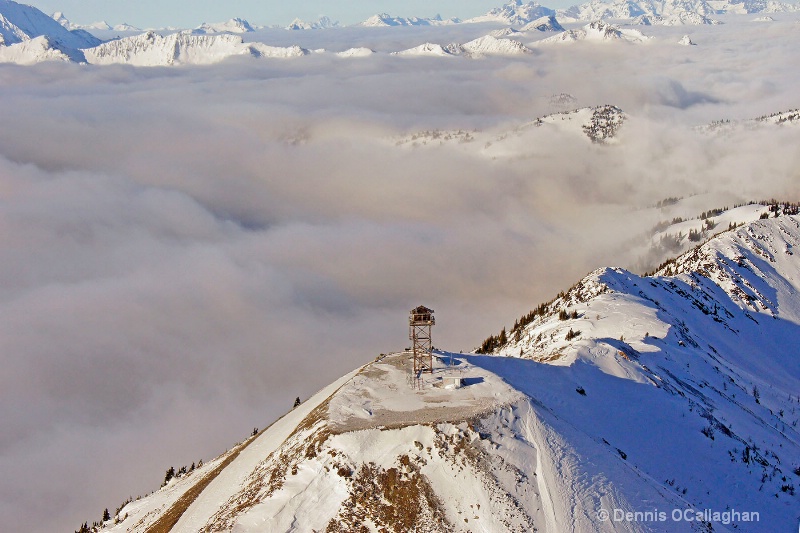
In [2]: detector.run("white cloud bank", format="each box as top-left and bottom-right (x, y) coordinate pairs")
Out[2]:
(0, 15), (799, 532)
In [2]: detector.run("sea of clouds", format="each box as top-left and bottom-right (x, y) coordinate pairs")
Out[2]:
(0, 15), (798, 532)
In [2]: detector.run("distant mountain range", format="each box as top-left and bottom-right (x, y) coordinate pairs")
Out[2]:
(358, 13), (462, 27)
(1, 0), (799, 66)
(534, 19), (651, 43)
(286, 16), (339, 30)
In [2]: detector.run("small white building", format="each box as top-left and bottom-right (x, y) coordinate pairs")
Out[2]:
(442, 376), (463, 389)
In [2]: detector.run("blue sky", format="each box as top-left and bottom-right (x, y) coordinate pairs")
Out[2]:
(18, 0), (563, 28)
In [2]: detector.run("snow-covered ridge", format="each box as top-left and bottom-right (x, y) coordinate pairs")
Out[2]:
(535, 20), (652, 44)
(465, 1), (556, 25)
(393, 34), (532, 58)
(358, 13), (460, 27)
(194, 18), (256, 34)
(0, 34), (83, 64)
(484, 209), (800, 359)
(83, 32), (251, 66)
(632, 11), (722, 24)
(559, 0), (797, 23)
(52, 11), (111, 31)
(699, 108), (800, 133)
(286, 16), (339, 30)
(533, 104), (626, 142)
(521, 14), (566, 31)
(0, 0), (99, 49)
(393, 104), (627, 157)
(335, 47), (373, 58)
(96, 215), (800, 532)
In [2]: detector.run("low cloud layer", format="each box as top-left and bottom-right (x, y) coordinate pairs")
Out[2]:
(1, 17), (799, 532)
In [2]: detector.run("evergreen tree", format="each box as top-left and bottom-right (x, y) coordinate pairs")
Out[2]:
(293, 397), (301, 408)
(103, 508), (110, 522)
(163, 466), (175, 486)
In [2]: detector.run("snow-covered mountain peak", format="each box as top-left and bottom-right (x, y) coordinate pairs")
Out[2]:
(655, 213), (800, 320)
(536, 20), (652, 44)
(52, 11), (70, 28)
(560, 0), (795, 22)
(460, 34), (532, 56)
(634, 11), (723, 24)
(699, 108), (800, 134)
(393, 34), (532, 58)
(83, 31), (248, 66)
(0, 0), (99, 49)
(0, 33), (84, 64)
(51, 10), (113, 31)
(485, 212), (800, 361)
(358, 13), (455, 27)
(393, 104), (627, 158)
(392, 42), (457, 57)
(466, 1), (556, 25)
(194, 17), (255, 34)
(97, 214), (800, 532)
(286, 16), (339, 30)
(521, 14), (566, 31)
(335, 47), (374, 58)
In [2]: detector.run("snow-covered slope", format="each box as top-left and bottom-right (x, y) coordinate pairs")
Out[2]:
(708, 0), (799, 13)
(393, 35), (531, 58)
(699, 108), (800, 134)
(82, 31), (253, 66)
(394, 104), (627, 157)
(0, 34), (84, 64)
(535, 20), (652, 44)
(97, 215), (800, 532)
(561, 0), (651, 20)
(111, 23), (142, 32)
(194, 18), (255, 34)
(560, 0), (796, 22)
(0, 0), (99, 49)
(335, 47), (374, 58)
(52, 11), (113, 31)
(460, 34), (532, 56)
(633, 12), (722, 24)
(249, 42), (309, 59)
(82, 31), (308, 66)
(466, 1), (556, 25)
(358, 13), (459, 27)
(521, 14), (566, 31)
(392, 42), (458, 57)
(286, 16), (339, 30)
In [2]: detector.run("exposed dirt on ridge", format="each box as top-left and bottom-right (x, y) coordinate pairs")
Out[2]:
(143, 434), (261, 533)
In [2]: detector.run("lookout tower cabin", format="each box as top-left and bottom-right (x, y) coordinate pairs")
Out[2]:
(409, 306), (435, 376)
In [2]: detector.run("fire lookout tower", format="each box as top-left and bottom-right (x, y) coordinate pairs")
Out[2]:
(409, 306), (435, 375)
